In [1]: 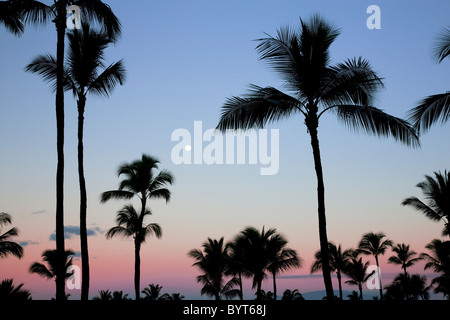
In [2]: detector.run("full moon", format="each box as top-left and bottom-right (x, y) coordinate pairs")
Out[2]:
(185, 145), (191, 151)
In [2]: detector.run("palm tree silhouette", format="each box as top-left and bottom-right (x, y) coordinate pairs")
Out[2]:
(388, 243), (422, 275)
(29, 249), (75, 297)
(111, 290), (130, 300)
(408, 27), (450, 133)
(0, 279), (31, 300)
(266, 233), (302, 300)
(25, 23), (125, 301)
(384, 273), (429, 300)
(402, 171), (450, 237)
(0, 213), (23, 259)
(358, 232), (392, 300)
(142, 283), (164, 300)
(311, 242), (353, 300)
(232, 227), (276, 300)
(19, 0), (120, 300)
(101, 154), (173, 300)
(188, 237), (239, 300)
(420, 239), (450, 299)
(226, 240), (252, 300)
(344, 257), (373, 300)
(0, 0), (47, 36)
(92, 289), (112, 300)
(216, 15), (419, 300)
(281, 289), (304, 300)
(106, 204), (162, 300)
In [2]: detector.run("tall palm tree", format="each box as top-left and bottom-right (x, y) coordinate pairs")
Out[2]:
(407, 27), (450, 133)
(266, 233), (302, 300)
(420, 239), (450, 299)
(226, 240), (252, 300)
(0, 279), (32, 300)
(25, 23), (125, 301)
(101, 154), (173, 300)
(232, 226), (276, 299)
(0, 212), (23, 259)
(344, 257), (373, 300)
(29, 249), (75, 292)
(388, 243), (422, 275)
(358, 232), (392, 300)
(106, 204), (162, 300)
(216, 15), (419, 300)
(21, 0), (120, 301)
(402, 171), (450, 237)
(311, 242), (354, 300)
(188, 237), (240, 300)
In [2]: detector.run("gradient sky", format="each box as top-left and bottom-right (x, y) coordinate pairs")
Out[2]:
(1, 0), (450, 300)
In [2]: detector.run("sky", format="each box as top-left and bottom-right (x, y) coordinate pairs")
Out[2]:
(0, 0), (449, 300)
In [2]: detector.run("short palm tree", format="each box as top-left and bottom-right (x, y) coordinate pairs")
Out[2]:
(142, 283), (163, 300)
(18, 0), (121, 301)
(0, 279), (31, 300)
(358, 232), (392, 300)
(106, 205), (162, 300)
(266, 233), (302, 300)
(92, 289), (112, 300)
(281, 289), (304, 301)
(232, 227), (276, 299)
(420, 239), (450, 299)
(0, 212), (23, 259)
(384, 273), (429, 300)
(25, 23), (125, 301)
(388, 243), (422, 275)
(344, 257), (373, 300)
(101, 154), (173, 300)
(29, 249), (75, 286)
(216, 15), (419, 300)
(188, 237), (239, 300)
(311, 242), (354, 300)
(111, 290), (130, 301)
(402, 171), (450, 237)
(407, 27), (450, 133)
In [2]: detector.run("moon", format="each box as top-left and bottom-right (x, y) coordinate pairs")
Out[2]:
(185, 145), (192, 151)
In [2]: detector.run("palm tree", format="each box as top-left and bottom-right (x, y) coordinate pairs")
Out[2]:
(0, 0), (48, 36)
(0, 279), (31, 300)
(142, 283), (163, 300)
(420, 239), (450, 299)
(407, 27), (450, 133)
(188, 237), (239, 300)
(21, 0), (120, 301)
(281, 289), (304, 301)
(266, 233), (302, 300)
(216, 15), (419, 300)
(92, 289), (112, 300)
(384, 273), (429, 300)
(29, 249), (75, 291)
(111, 290), (130, 301)
(402, 171), (450, 237)
(226, 240), (252, 300)
(232, 226), (276, 299)
(311, 242), (354, 300)
(0, 212), (23, 259)
(358, 232), (392, 300)
(101, 154), (173, 300)
(25, 24), (125, 301)
(344, 257), (373, 300)
(388, 243), (422, 275)
(106, 204), (162, 300)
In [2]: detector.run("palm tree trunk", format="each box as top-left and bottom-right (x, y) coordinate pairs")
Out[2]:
(54, 1), (66, 302)
(272, 271), (277, 300)
(134, 238), (141, 300)
(375, 256), (383, 300)
(238, 271), (243, 300)
(337, 271), (343, 300)
(77, 97), (89, 301)
(359, 283), (363, 300)
(308, 122), (334, 300)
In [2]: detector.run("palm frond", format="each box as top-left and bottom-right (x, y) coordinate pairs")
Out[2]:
(0, 1), (24, 35)
(142, 223), (162, 240)
(408, 93), (450, 133)
(334, 104), (420, 147)
(105, 226), (133, 239)
(0, 241), (24, 259)
(21, 0), (52, 25)
(100, 190), (135, 203)
(87, 59), (126, 97)
(29, 262), (54, 279)
(0, 212), (12, 226)
(25, 54), (74, 92)
(217, 85), (300, 131)
(433, 27), (450, 63)
(402, 197), (443, 222)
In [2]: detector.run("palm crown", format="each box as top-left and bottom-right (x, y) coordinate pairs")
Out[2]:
(0, 212), (23, 259)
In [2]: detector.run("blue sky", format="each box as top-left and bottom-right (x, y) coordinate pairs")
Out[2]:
(1, 0), (449, 299)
